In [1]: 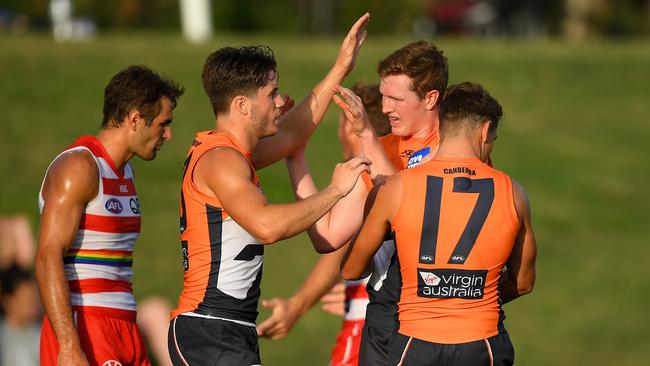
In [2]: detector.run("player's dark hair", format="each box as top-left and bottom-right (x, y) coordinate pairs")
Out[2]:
(439, 82), (503, 137)
(202, 45), (277, 116)
(350, 82), (390, 137)
(102, 65), (184, 128)
(377, 41), (448, 104)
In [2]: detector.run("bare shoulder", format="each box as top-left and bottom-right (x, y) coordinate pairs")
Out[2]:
(42, 150), (98, 202)
(511, 178), (531, 221)
(196, 146), (253, 177)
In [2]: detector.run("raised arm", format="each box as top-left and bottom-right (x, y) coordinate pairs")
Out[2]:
(196, 147), (370, 244)
(252, 13), (369, 169)
(285, 148), (367, 252)
(35, 151), (98, 366)
(333, 85), (397, 181)
(341, 174), (401, 280)
(500, 179), (537, 304)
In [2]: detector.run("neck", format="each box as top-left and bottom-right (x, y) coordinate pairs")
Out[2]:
(96, 128), (133, 169)
(409, 110), (439, 140)
(435, 135), (481, 160)
(214, 116), (258, 153)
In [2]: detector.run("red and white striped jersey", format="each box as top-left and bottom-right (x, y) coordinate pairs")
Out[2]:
(38, 136), (140, 321)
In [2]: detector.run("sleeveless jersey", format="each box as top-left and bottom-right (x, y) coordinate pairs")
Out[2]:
(38, 136), (140, 321)
(392, 157), (519, 343)
(171, 131), (264, 325)
(362, 129), (439, 332)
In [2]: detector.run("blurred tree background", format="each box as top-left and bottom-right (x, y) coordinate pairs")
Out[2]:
(0, 0), (648, 37)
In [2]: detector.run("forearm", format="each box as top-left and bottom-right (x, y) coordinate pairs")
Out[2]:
(35, 251), (81, 348)
(289, 251), (343, 315)
(357, 132), (397, 181)
(286, 156), (364, 252)
(258, 186), (344, 244)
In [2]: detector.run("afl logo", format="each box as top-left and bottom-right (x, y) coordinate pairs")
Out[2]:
(105, 198), (123, 214)
(102, 361), (123, 366)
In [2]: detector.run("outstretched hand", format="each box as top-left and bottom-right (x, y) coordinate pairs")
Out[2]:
(256, 298), (303, 340)
(333, 85), (372, 136)
(335, 13), (370, 76)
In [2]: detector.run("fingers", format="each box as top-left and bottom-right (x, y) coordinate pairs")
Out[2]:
(346, 156), (372, 168)
(349, 12), (370, 36)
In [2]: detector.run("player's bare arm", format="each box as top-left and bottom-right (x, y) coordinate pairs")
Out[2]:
(256, 249), (343, 339)
(333, 85), (397, 181)
(341, 174), (402, 280)
(35, 151), (97, 366)
(285, 148), (367, 252)
(500, 179), (537, 304)
(196, 147), (370, 244)
(252, 13), (369, 169)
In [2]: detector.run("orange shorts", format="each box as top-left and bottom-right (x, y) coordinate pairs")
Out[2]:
(330, 319), (365, 366)
(40, 310), (150, 366)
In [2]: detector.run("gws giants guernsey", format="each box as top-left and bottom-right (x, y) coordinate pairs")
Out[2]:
(171, 131), (264, 325)
(38, 136), (141, 321)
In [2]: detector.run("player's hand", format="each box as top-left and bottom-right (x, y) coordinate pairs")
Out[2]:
(334, 13), (369, 76)
(256, 297), (303, 340)
(333, 85), (372, 137)
(58, 343), (89, 366)
(279, 94), (295, 117)
(320, 283), (346, 316)
(329, 156), (371, 197)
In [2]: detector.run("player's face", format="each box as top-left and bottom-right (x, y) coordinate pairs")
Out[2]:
(251, 71), (284, 138)
(134, 96), (174, 161)
(380, 74), (431, 138)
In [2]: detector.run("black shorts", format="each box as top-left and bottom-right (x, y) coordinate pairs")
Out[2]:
(168, 315), (261, 366)
(388, 332), (514, 366)
(358, 322), (395, 366)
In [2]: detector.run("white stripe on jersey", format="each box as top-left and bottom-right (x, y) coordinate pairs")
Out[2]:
(71, 231), (139, 251)
(70, 291), (136, 310)
(65, 263), (133, 281)
(345, 298), (370, 321)
(216, 217), (263, 300)
(369, 239), (396, 292)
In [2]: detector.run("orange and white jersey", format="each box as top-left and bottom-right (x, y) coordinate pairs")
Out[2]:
(38, 136), (140, 321)
(171, 131), (263, 326)
(392, 157), (520, 344)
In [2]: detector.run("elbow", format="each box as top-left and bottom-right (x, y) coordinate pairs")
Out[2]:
(341, 266), (361, 281)
(517, 278), (535, 296)
(250, 223), (283, 244)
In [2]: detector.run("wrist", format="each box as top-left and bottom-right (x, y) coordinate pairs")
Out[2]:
(326, 185), (345, 199)
(288, 295), (308, 315)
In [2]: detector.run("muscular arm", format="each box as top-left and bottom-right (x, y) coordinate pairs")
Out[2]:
(195, 147), (369, 244)
(256, 249), (344, 339)
(500, 179), (537, 304)
(341, 175), (401, 280)
(285, 151), (367, 252)
(252, 13), (369, 169)
(35, 151), (97, 366)
(333, 86), (398, 181)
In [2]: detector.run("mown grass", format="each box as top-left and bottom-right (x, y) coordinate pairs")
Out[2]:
(1, 33), (649, 365)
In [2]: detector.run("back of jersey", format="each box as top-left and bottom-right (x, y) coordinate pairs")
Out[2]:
(392, 156), (519, 344)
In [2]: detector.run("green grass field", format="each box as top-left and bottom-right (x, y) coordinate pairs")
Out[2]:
(1, 33), (649, 365)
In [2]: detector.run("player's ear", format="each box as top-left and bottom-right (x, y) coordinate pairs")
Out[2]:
(481, 120), (492, 143)
(424, 89), (440, 111)
(232, 95), (250, 116)
(126, 109), (142, 131)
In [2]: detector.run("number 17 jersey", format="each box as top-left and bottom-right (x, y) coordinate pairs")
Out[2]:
(392, 156), (519, 344)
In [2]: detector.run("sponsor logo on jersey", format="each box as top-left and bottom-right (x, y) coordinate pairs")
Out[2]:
(102, 361), (123, 366)
(129, 198), (140, 214)
(417, 268), (487, 299)
(406, 147), (431, 168)
(105, 198), (123, 214)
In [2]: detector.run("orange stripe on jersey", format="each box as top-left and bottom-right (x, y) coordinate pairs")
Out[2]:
(392, 157), (519, 344)
(79, 214), (141, 233)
